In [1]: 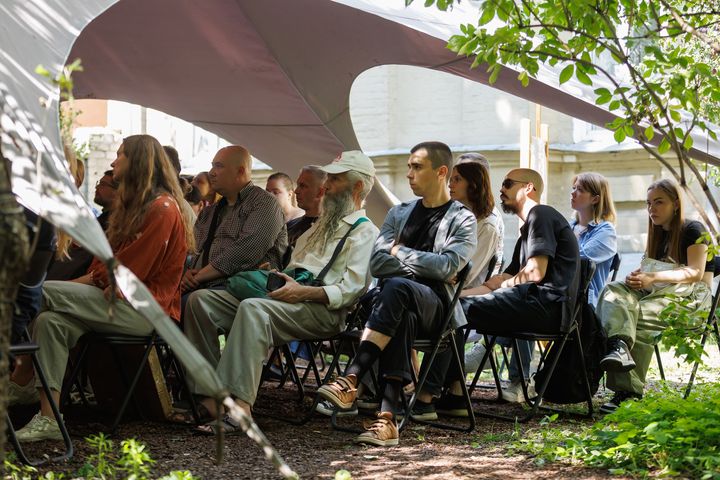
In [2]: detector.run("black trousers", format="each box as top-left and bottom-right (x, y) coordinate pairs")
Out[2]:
(423, 284), (562, 395)
(366, 277), (445, 385)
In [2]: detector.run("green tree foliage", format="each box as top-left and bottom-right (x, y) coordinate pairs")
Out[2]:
(409, 0), (720, 235)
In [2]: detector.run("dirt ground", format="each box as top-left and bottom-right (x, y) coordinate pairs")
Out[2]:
(10, 382), (626, 480)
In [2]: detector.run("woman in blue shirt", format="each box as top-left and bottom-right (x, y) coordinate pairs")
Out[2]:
(570, 172), (618, 306)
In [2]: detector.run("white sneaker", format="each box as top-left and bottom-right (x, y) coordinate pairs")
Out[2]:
(501, 379), (537, 403)
(15, 413), (63, 442)
(8, 380), (40, 405)
(464, 342), (491, 374)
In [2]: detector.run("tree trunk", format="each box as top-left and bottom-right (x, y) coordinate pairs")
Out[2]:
(0, 144), (30, 463)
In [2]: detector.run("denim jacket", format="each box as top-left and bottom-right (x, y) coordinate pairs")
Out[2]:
(570, 219), (617, 306)
(370, 200), (477, 328)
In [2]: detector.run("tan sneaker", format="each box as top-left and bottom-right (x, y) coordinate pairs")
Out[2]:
(8, 380), (40, 405)
(354, 412), (399, 447)
(15, 413), (63, 442)
(317, 376), (357, 410)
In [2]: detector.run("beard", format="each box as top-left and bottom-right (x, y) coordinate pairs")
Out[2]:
(298, 186), (355, 257)
(500, 197), (517, 215)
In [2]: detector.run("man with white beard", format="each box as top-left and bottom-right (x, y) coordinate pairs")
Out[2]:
(181, 151), (379, 432)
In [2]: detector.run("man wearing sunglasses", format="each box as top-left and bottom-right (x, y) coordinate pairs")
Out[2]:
(464, 168), (580, 386)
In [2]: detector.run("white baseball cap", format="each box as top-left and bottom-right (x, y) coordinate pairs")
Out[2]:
(321, 150), (376, 177)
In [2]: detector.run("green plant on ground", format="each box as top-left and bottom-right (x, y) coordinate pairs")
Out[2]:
(509, 384), (720, 478)
(3, 435), (197, 480)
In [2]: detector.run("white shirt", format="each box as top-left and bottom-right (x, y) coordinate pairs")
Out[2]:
(289, 209), (379, 310)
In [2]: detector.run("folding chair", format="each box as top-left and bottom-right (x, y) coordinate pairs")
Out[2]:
(61, 331), (196, 434)
(254, 294), (379, 426)
(653, 258), (720, 384)
(472, 259), (597, 423)
(684, 282), (720, 397)
(398, 262), (475, 433)
(6, 341), (73, 465)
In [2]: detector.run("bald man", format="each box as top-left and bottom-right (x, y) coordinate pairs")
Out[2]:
(461, 168), (580, 401)
(182, 146), (287, 292)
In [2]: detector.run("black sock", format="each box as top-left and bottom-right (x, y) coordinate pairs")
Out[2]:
(380, 379), (403, 416)
(346, 341), (381, 380)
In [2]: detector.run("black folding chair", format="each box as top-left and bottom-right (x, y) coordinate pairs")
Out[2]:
(6, 341), (73, 465)
(684, 279), (720, 397)
(398, 262), (476, 433)
(653, 258), (720, 384)
(61, 331), (196, 434)
(472, 259), (597, 423)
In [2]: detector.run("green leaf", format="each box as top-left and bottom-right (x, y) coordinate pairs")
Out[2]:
(683, 135), (694, 150)
(614, 128), (627, 143)
(670, 109), (681, 122)
(644, 126), (654, 141)
(575, 68), (593, 86)
(518, 71), (529, 87)
(658, 137), (671, 154)
(478, 5), (495, 26)
(559, 64), (574, 84)
(488, 63), (501, 84)
(35, 65), (51, 78)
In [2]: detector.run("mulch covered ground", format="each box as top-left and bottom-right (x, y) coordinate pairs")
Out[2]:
(11, 381), (625, 480)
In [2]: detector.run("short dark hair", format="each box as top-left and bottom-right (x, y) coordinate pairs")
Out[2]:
(185, 185), (203, 205)
(163, 145), (181, 174)
(267, 172), (294, 191)
(411, 141), (452, 171)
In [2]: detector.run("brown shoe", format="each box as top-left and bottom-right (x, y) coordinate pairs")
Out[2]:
(317, 375), (357, 410)
(354, 411), (399, 447)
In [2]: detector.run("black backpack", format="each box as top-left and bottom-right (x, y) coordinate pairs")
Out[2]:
(534, 265), (607, 404)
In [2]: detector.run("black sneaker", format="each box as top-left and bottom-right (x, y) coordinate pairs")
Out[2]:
(599, 337), (636, 372)
(435, 393), (470, 417)
(409, 399), (438, 421)
(599, 391), (642, 414)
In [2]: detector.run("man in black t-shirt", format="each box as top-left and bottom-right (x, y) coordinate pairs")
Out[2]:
(317, 141), (477, 447)
(463, 168), (580, 397)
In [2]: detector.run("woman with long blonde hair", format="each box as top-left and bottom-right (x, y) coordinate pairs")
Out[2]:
(597, 178), (713, 414)
(9, 134), (193, 441)
(570, 172), (618, 306)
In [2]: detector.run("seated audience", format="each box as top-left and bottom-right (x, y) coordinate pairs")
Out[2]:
(180, 146), (287, 293)
(318, 142), (476, 447)
(181, 151), (379, 432)
(570, 172), (618, 306)
(460, 169), (580, 405)
(266, 172), (304, 222)
(597, 179), (712, 413)
(9, 134), (194, 442)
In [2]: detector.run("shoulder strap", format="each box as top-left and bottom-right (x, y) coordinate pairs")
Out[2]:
(315, 217), (369, 284)
(200, 198), (228, 268)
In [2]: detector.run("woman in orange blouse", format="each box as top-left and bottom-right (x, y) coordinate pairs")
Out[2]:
(9, 134), (194, 442)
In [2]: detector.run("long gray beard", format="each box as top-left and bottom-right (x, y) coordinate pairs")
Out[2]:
(299, 188), (355, 257)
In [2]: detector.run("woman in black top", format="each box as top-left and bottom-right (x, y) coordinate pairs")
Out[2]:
(597, 178), (713, 413)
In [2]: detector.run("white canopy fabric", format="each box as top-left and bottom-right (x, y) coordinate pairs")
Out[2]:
(3, 0), (720, 412)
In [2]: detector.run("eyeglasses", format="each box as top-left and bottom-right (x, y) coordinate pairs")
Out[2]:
(501, 178), (529, 190)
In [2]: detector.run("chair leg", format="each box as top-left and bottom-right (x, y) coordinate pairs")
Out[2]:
(683, 319), (720, 398)
(110, 337), (156, 434)
(654, 344), (665, 381)
(9, 351), (74, 466)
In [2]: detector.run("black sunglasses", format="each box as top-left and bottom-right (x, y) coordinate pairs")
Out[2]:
(501, 178), (529, 190)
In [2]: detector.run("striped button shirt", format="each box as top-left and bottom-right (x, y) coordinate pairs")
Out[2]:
(192, 182), (287, 282)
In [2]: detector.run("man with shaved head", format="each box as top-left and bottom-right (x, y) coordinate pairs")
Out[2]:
(181, 145), (287, 293)
(462, 167), (580, 400)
